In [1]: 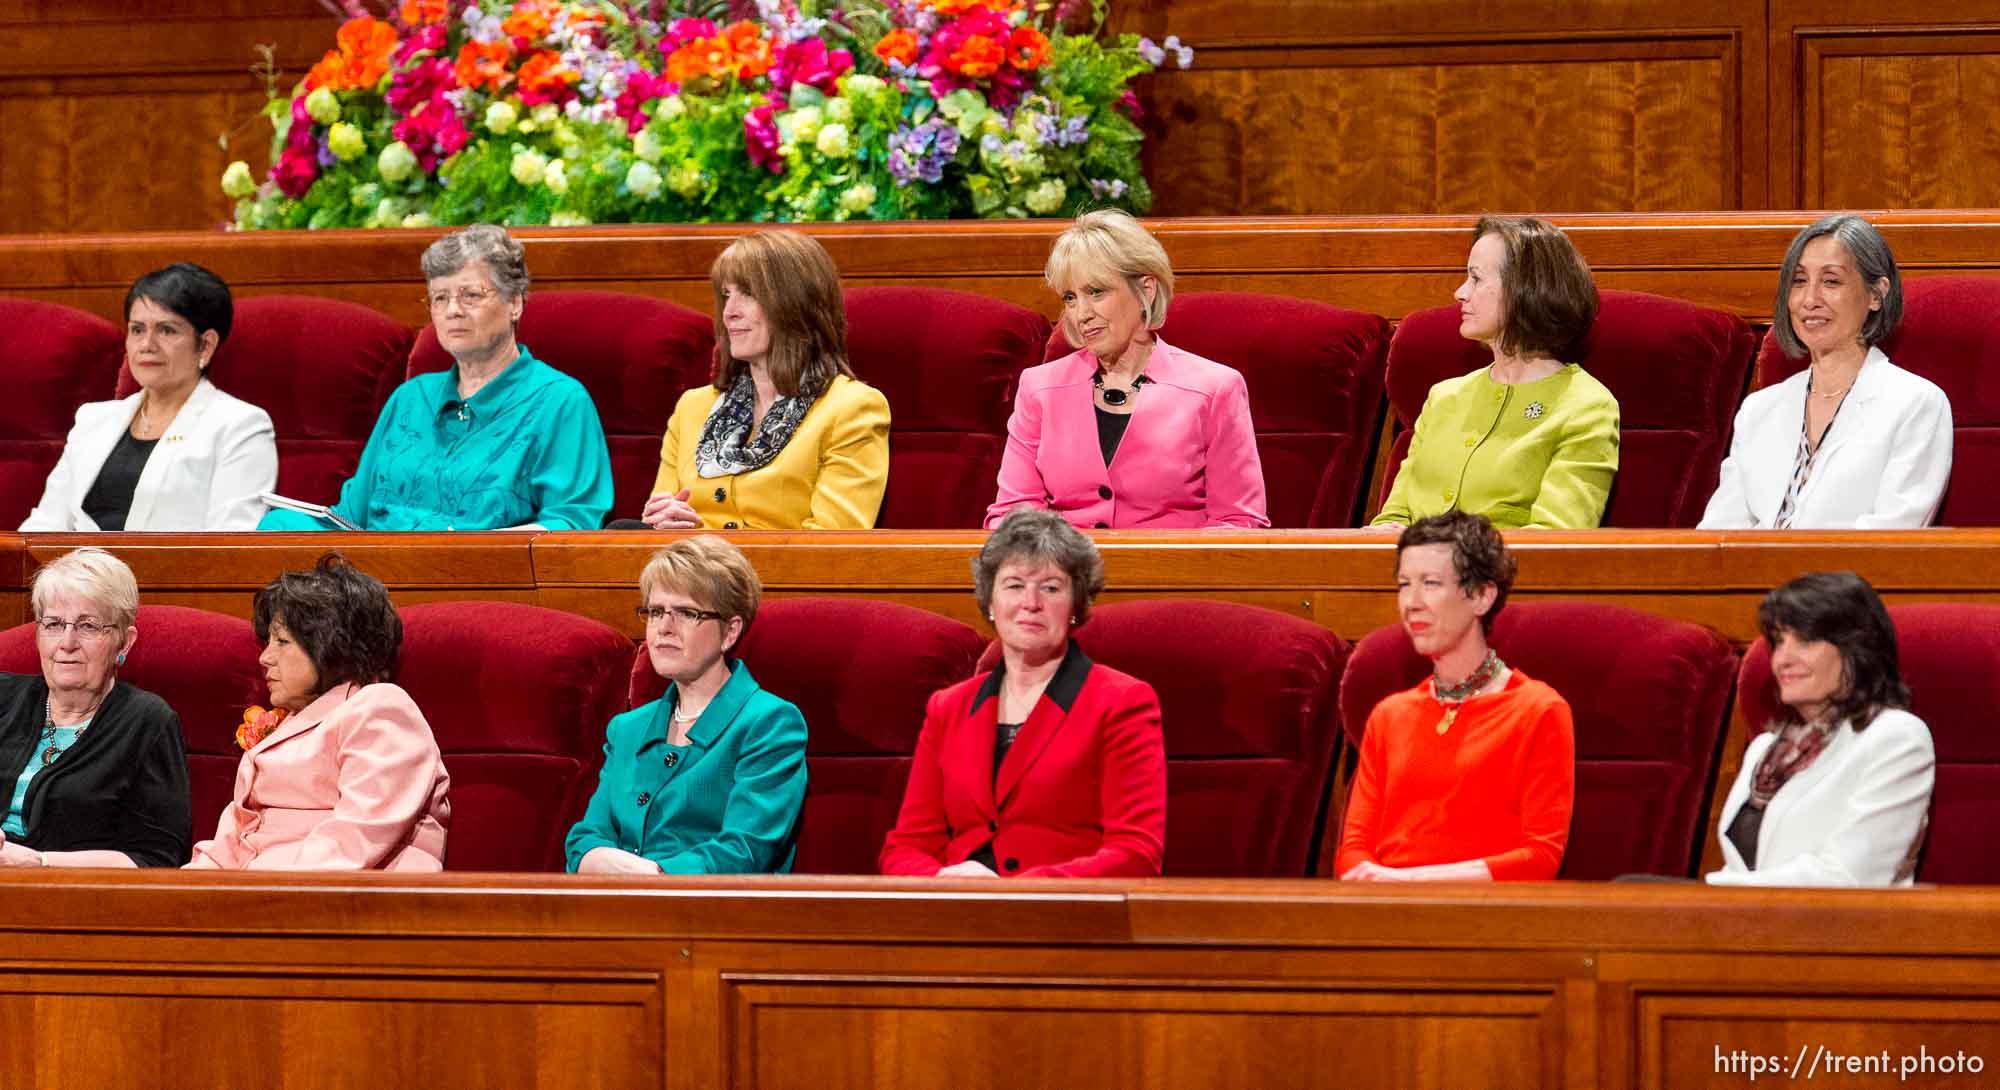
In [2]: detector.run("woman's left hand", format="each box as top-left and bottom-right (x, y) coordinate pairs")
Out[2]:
(1341, 860), (1414, 882)
(935, 860), (1000, 878)
(577, 846), (664, 875)
(0, 833), (45, 867)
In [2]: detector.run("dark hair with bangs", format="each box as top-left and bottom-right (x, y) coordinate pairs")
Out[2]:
(253, 553), (402, 694)
(1757, 571), (1909, 731)
(126, 263), (234, 368)
(709, 229), (854, 397)
(1396, 511), (1517, 635)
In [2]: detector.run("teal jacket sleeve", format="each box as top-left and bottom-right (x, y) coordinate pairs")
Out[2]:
(651, 699), (808, 876)
(528, 382), (613, 531)
(564, 724), (627, 871)
(256, 383), (405, 531)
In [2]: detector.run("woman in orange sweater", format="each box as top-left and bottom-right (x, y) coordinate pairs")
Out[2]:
(1337, 511), (1575, 881)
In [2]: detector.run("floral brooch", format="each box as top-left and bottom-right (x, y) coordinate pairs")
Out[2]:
(236, 705), (290, 750)
(1523, 401), (1546, 420)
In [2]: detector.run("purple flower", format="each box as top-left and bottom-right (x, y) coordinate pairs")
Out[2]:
(1136, 37), (1165, 67)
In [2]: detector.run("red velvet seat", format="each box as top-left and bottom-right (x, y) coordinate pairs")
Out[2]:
(1752, 276), (2000, 526)
(409, 291), (716, 522)
(1042, 292), (1392, 527)
(0, 603), (264, 847)
(1378, 290), (1757, 527)
(629, 597), (988, 874)
(846, 286), (1050, 528)
(1737, 602), (2000, 884)
(1339, 601), (1738, 878)
(2, 299), (124, 527)
(398, 601), (634, 872)
(114, 295), (411, 507)
(976, 599), (1350, 877)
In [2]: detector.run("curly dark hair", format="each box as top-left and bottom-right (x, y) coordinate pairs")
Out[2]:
(253, 553), (402, 692)
(1757, 571), (1909, 731)
(1396, 511), (1518, 634)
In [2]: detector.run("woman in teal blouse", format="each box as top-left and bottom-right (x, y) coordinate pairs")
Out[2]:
(566, 535), (807, 875)
(1373, 216), (1620, 530)
(259, 224), (613, 531)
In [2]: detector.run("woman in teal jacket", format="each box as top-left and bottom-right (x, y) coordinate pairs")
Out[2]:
(565, 536), (806, 875)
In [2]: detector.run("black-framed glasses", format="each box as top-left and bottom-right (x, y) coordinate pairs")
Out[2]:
(636, 605), (722, 627)
(37, 617), (116, 641)
(425, 286), (499, 312)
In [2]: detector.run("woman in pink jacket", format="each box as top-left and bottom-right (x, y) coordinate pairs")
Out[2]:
(986, 210), (1269, 530)
(187, 555), (450, 870)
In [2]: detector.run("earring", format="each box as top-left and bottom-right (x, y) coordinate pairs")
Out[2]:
(116, 653), (127, 665)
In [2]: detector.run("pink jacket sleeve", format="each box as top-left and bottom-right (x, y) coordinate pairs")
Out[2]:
(1201, 367), (1270, 528)
(284, 686), (449, 871)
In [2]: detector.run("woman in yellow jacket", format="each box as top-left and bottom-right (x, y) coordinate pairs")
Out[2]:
(641, 231), (891, 530)
(1373, 216), (1620, 530)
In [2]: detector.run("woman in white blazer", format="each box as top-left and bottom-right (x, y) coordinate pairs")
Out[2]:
(1708, 572), (1934, 887)
(1699, 215), (1952, 530)
(21, 264), (276, 532)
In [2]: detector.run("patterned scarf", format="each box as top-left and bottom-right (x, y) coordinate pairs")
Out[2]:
(693, 371), (826, 479)
(1748, 720), (1834, 807)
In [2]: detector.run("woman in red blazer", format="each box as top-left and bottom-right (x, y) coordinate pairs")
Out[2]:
(985, 209), (1268, 530)
(880, 509), (1167, 877)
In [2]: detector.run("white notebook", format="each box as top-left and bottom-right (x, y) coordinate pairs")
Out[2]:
(261, 492), (361, 531)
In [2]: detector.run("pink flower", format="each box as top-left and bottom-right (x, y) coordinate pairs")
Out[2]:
(772, 38), (853, 95)
(615, 69), (669, 134)
(394, 21), (447, 65)
(661, 17), (718, 53)
(1115, 89), (1142, 120)
(274, 146), (321, 197)
(393, 94), (471, 172)
(387, 56), (454, 116)
(743, 103), (783, 173)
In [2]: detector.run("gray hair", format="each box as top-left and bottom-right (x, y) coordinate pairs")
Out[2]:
(1045, 209), (1174, 346)
(31, 547), (139, 643)
(421, 224), (531, 302)
(1773, 214), (1902, 359)
(972, 508), (1106, 625)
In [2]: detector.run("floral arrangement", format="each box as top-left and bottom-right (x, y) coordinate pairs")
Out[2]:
(220, 0), (1190, 228)
(236, 705), (291, 750)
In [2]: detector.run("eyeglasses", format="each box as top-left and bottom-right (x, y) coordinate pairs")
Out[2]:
(425, 286), (499, 312)
(37, 617), (116, 641)
(636, 605), (723, 628)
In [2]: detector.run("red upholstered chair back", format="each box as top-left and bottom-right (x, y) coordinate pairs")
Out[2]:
(629, 597), (987, 873)
(0, 604), (264, 848)
(117, 295), (411, 506)
(1041, 292), (1392, 527)
(974, 599), (1350, 876)
(846, 286), (1049, 528)
(1737, 602), (2000, 884)
(1339, 601), (1738, 878)
(397, 601), (634, 872)
(1, 299), (124, 526)
(1754, 276), (2000, 525)
(1378, 290), (1757, 527)
(408, 291), (716, 521)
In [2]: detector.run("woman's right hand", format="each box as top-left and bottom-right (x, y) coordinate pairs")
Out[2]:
(640, 489), (701, 530)
(935, 859), (1000, 878)
(578, 846), (664, 874)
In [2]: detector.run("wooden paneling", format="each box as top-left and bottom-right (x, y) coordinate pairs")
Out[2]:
(7, 873), (2000, 1089)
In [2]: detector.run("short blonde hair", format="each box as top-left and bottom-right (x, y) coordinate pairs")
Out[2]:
(1045, 209), (1175, 347)
(31, 547), (139, 642)
(639, 536), (762, 633)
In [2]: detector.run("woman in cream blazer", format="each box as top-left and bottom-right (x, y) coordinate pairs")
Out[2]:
(22, 378), (276, 531)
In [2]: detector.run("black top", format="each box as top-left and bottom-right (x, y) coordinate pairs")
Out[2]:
(968, 721), (1024, 872)
(1725, 802), (1765, 869)
(80, 430), (161, 532)
(1095, 406), (1132, 466)
(0, 673), (192, 866)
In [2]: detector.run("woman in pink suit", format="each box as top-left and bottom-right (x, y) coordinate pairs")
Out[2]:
(187, 555), (449, 870)
(986, 210), (1269, 530)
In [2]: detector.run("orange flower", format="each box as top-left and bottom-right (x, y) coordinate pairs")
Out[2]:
(502, 0), (557, 41)
(665, 38), (728, 84)
(947, 33), (1005, 78)
(874, 28), (919, 66)
(235, 706), (290, 751)
(517, 50), (580, 99)
(1006, 26), (1050, 69)
(934, 0), (1007, 13)
(400, 0), (447, 25)
(455, 39), (515, 92)
(720, 21), (773, 79)
(304, 15), (400, 91)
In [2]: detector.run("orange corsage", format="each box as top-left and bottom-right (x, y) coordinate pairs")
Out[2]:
(236, 705), (290, 750)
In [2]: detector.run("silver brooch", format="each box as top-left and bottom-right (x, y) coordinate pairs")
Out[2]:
(1523, 401), (1545, 420)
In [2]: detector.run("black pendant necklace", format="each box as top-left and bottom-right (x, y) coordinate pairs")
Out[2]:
(1093, 369), (1149, 407)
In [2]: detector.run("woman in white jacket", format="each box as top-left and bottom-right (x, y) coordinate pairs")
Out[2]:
(1699, 214), (1952, 529)
(1708, 572), (1934, 887)
(21, 264), (275, 532)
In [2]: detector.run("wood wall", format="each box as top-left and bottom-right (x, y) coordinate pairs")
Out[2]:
(8, 0), (2000, 232)
(4, 870), (2000, 1089)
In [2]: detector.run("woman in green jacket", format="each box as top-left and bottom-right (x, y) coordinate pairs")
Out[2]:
(565, 536), (806, 875)
(1373, 216), (1620, 530)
